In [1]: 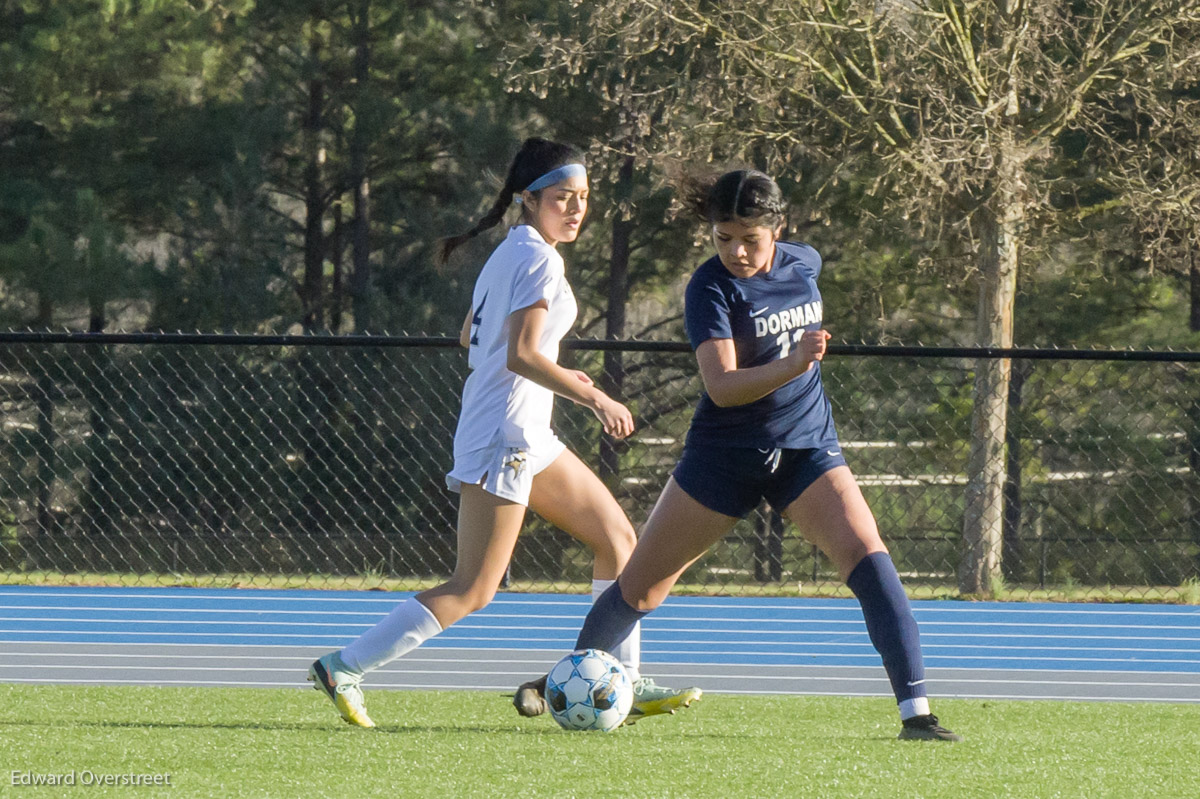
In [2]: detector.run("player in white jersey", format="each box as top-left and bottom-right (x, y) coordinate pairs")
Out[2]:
(308, 138), (699, 727)
(447, 222), (580, 497)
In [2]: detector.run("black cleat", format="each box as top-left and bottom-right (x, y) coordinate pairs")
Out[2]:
(513, 673), (549, 717)
(898, 714), (962, 741)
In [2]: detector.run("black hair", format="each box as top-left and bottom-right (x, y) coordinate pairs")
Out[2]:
(439, 137), (586, 264)
(681, 168), (787, 229)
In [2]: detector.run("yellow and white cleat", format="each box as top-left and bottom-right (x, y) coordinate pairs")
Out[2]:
(623, 677), (702, 725)
(308, 652), (376, 728)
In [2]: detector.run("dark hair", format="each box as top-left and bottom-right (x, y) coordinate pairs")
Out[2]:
(681, 169), (787, 229)
(439, 137), (586, 264)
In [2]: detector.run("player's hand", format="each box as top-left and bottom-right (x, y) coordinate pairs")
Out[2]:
(792, 329), (831, 374)
(568, 370), (594, 386)
(592, 395), (635, 439)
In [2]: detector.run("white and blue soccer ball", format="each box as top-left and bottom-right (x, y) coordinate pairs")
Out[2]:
(546, 648), (633, 732)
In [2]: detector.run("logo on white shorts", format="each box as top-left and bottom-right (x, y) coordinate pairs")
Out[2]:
(504, 449), (528, 475)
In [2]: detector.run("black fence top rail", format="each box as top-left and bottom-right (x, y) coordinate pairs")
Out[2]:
(0, 331), (1198, 362)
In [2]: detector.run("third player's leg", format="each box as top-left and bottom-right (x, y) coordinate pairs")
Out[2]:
(566, 477), (717, 720)
(528, 448), (637, 580)
(617, 477), (738, 611)
(784, 464), (952, 736)
(783, 465), (887, 579)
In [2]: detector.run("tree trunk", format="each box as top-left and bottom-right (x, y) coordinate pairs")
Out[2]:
(600, 154), (634, 482)
(331, 201), (344, 333)
(295, 21), (335, 563)
(81, 305), (116, 568)
(1190, 251), (1200, 579)
(1188, 389), (1200, 582)
(755, 508), (785, 582)
(30, 295), (55, 570)
(296, 348), (336, 566)
(348, 0), (372, 334)
(1002, 359), (1031, 583)
(344, 0), (388, 572)
(1190, 250), (1199, 333)
(960, 137), (1025, 595)
(301, 25), (326, 333)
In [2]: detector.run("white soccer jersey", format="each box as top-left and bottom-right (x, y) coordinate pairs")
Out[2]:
(452, 225), (578, 458)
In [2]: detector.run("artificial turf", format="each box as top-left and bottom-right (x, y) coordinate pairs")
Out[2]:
(3, 685), (1197, 798)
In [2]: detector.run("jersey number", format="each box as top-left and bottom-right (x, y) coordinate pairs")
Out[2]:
(469, 294), (487, 346)
(776, 329), (804, 358)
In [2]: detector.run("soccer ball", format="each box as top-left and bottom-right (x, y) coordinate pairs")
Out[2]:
(545, 648), (633, 732)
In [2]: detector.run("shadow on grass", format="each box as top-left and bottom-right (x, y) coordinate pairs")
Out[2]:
(0, 717), (569, 736)
(0, 716), (758, 739)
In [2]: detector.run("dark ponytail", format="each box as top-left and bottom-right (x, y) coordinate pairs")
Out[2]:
(680, 168), (787, 229)
(439, 137), (586, 264)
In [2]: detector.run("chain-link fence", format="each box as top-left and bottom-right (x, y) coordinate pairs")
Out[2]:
(1, 333), (1197, 602)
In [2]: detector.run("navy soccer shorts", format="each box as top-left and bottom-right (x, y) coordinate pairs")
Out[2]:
(671, 443), (848, 519)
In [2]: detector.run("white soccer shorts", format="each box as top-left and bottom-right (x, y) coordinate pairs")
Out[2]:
(445, 435), (566, 506)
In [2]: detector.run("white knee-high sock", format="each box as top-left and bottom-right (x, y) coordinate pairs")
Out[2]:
(593, 578), (640, 681)
(340, 597), (443, 674)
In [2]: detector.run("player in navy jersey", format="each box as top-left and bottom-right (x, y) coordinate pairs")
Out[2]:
(307, 138), (698, 728)
(519, 168), (960, 741)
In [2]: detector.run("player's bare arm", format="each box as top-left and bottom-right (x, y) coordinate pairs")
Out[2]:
(696, 330), (831, 407)
(506, 302), (634, 438)
(459, 307), (473, 348)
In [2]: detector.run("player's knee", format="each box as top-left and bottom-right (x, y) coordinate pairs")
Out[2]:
(588, 516), (636, 563)
(620, 582), (665, 613)
(839, 543), (889, 580)
(439, 576), (499, 615)
(462, 584), (498, 613)
(628, 594), (664, 613)
(609, 519), (637, 560)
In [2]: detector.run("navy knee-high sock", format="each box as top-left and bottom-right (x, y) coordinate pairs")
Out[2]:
(846, 552), (926, 708)
(575, 581), (648, 655)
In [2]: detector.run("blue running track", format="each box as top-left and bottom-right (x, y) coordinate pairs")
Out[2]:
(2, 586), (1198, 702)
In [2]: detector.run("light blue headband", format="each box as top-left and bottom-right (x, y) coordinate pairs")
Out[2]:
(517, 163), (587, 202)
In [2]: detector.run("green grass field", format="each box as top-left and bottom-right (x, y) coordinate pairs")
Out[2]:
(3, 685), (1197, 798)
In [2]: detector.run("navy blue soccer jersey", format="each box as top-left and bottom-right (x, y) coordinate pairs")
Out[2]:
(683, 240), (838, 449)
